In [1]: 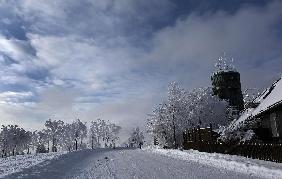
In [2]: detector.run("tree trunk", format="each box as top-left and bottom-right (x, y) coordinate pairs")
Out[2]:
(172, 113), (177, 149)
(75, 139), (78, 150)
(52, 137), (55, 150)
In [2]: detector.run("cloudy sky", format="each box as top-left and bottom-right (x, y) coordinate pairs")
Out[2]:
(1, 0), (282, 139)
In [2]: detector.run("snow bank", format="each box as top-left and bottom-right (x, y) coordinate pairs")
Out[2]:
(0, 152), (67, 178)
(146, 148), (282, 179)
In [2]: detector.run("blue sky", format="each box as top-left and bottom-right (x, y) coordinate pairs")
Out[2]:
(0, 0), (282, 138)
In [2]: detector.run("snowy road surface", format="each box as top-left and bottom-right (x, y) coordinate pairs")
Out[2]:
(2, 148), (278, 179)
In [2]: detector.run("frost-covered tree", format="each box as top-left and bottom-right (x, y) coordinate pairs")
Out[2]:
(33, 130), (49, 153)
(0, 125), (32, 156)
(128, 127), (144, 148)
(214, 52), (236, 72)
(89, 120), (100, 149)
(107, 123), (121, 148)
(60, 123), (75, 151)
(72, 119), (87, 150)
(44, 119), (65, 152)
(89, 119), (121, 148)
(147, 82), (228, 148)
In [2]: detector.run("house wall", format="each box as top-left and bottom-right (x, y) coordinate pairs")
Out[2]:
(259, 104), (282, 141)
(275, 106), (282, 138)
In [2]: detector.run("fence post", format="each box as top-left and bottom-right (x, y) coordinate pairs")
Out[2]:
(209, 123), (213, 141)
(197, 125), (201, 142)
(193, 127), (196, 142)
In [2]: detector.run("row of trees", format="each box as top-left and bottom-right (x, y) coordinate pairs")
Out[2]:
(147, 82), (229, 148)
(0, 119), (121, 157)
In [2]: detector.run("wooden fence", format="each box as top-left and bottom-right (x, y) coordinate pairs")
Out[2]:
(183, 129), (282, 163)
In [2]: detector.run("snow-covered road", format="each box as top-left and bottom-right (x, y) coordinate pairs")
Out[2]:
(3, 148), (275, 179)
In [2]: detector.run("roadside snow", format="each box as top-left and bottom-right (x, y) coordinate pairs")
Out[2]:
(146, 148), (282, 179)
(0, 152), (67, 178)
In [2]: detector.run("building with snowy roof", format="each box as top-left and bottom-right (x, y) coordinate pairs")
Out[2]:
(227, 77), (282, 142)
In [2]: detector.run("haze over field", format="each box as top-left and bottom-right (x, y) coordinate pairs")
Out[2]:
(1, 0), (282, 140)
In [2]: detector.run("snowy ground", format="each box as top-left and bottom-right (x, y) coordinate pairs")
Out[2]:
(0, 151), (67, 178)
(147, 148), (282, 179)
(1, 148), (282, 179)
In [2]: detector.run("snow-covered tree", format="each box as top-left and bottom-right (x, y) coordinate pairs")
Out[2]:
(0, 125), (32, 156)
(44, 119), (65, 152)
(147, 82), (228, 148)
(107, 123), (121, 148)
(72, 119), (87, 150)
(60, 123), (75, 151)
(214, 52), (236, 73)
(89, 120), (101, 149)
(128, 127), (144, 148)
(89, 119), (121, 148)
(33, 130), (49, 153)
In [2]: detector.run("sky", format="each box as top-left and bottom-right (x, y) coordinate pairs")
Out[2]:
(1, 0), (282, 140)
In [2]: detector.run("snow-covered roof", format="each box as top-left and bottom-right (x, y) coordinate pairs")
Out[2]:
(252, 77), (282, 116)
(229, 77), (282, 130)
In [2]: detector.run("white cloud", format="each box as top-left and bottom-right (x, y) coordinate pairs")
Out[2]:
(0, 91), (33, 104)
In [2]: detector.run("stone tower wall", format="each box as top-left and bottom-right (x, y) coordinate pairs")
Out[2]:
(211, 71), (244, 111)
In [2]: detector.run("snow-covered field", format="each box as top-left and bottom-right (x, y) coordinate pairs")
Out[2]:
(0, 151), (67, 178)
(1, 148), (282, 179)
(147, 147), (282, 179)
